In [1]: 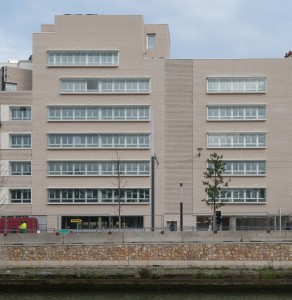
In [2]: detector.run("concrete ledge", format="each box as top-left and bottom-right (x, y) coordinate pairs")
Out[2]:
(1, 230), (292, 245)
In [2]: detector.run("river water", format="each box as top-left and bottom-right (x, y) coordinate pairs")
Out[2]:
(0, 291), (291, 300)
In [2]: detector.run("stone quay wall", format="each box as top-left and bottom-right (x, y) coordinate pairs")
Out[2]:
(1, 242), (292, 268)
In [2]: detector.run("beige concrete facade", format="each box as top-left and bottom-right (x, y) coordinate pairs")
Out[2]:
(30, 15), (169, 231)
(1, 14), (292, 231)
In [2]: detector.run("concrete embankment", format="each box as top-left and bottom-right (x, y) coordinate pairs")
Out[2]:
(1, 231), (292, 268)
(2, 231), (292, 290)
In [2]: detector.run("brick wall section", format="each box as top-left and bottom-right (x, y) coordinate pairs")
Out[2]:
(164, 60), (194, 215)
(2, 243), (292, 265)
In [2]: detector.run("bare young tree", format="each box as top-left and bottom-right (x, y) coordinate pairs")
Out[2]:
(113, 151), (127, 229)
(202, 152), (231, 232)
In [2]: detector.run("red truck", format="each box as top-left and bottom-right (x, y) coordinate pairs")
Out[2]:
(0, 217), (39, 233)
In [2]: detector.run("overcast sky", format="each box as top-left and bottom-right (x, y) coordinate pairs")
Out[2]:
(0, 0), (291, 62)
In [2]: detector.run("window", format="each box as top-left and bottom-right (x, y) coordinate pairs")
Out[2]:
(5, 83), (17, 91)
(10, 134), (31, 148)
(101, 108), (113, 120)
(207, 77), (266, 93)
(223, 161), (265, 176)
(11, 107), (32, 120)
(60, 78), (150, 94)
(48, 161), (150, 176)
(207, 133), (266, 148)
(10, 162), (31, 175)
(48, 134), (150, 148)
(48, 189), (150, 203)
(214, 188), (266, 203)
(48, 50), (118, 66)
(147, 34), (156, 49)
(10, 189), (31, 203)
(207, 106), (265, 121)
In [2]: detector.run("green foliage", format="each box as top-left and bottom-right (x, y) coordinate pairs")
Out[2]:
(202, 153), (231, 231)
(203, 153), (230, 206)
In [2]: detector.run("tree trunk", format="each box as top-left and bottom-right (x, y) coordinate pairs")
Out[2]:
(213, 207), (217, 233)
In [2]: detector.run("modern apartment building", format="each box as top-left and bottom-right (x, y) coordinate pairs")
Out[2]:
(1, 14), (292, 231)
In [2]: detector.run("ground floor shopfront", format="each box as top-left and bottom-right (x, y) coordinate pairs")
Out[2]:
(30, 214), (292, 232)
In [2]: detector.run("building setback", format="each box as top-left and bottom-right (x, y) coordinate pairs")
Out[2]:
(1, 14), (292, 231)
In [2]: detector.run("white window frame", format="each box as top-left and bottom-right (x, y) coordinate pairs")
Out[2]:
(48, 188), (150, 204)
(10, 161), (32, 175)
(10, 189), (31, 203)
(10, 106), (32, 121)
(48, 161), (150, 176)
(47, 50), (119, 67)
(48, 106), (150, 121)
(48, 134), (150, 149)
(223, 161), (266, 176)
(207, 133), (266, 148)
(147, 34), (156, 49)
(207, 77), (266, 93)
(5, 83), (17, 91)
(60, 78), (150, 94)
(207, 105), (266, 121)
(214, 188), (266, 203)
(10, 134), (31, 148)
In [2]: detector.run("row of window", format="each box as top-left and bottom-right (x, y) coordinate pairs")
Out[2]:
(8, 188), (150, 204)
(48, 106), (150, 121)
(9, 160), (267, 177)
(48, 189), (150, 204)
(9, 134), (150, 149)
(10, 105), (267, 122)
(223, 161), (265, 176)
(10, 133), (268, 149)
(9, 105), (268, 122)
(4, 77), (267, 94)
(8, 133), (267, 149)
(48, 161), (150, 176)
(207, 77), (265, 93)
(48, 134), (150, 148)
(9, 188), (266, 204)
(208, 188), (266, 203)
(207, 106), (265, 120)
(60, 78), (150, 94)
(7, 106), (150, 122)
(48, 50), (119, 66)
(207, 133), (266, 148)
(9, 161), (150, 176)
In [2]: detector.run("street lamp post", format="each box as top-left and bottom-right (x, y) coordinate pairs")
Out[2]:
(180, 183), (183, 231)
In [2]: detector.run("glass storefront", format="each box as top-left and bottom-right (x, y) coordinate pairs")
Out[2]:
(196, 215), (277, 231)
(62, 215), (143, 230)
